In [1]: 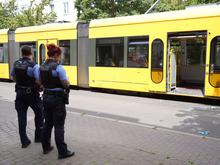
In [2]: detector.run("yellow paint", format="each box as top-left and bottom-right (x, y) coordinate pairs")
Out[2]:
(89, 9), (220, 29)
(0, 64), (9, 79)
(37, 39), (57, 64)
(206, 73), (220, 97)
(15, 23), (77, 42)
(205, 31), (220, 97)
(89, 67), (151, 92)
(64, 66), (77, 86)
(151, 71), (163, 84)
(0, 29), (8, 43)
(209, 74), (220, 87)
(89, 8), (220, 98)
(38, 40), (48, 65)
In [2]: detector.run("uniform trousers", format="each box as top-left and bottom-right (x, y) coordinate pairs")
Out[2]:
(15, 89), (43, 145)
(41, 92), (68, 155)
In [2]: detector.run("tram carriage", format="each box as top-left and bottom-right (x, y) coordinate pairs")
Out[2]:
(0, 29), (9, 79)
(4, 23), (78, 86)
(0, 7), (219, 98)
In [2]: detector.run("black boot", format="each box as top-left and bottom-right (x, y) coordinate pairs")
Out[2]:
(43, 146), (54, 154)
(58, 150), (75, 159)
(22, 140), (31, 148)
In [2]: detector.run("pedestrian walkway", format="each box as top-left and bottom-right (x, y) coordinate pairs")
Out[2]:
(0, 100), (219, 165)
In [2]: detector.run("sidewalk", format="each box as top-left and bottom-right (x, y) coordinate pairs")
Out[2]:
(0, 100), (219, 165)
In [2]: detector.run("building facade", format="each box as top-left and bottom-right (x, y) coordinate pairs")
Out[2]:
(0, 0), (77, 22)
(50, 0), (77, 22)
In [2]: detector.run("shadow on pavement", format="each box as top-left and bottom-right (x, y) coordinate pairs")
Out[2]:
(172, 107), (220, 139)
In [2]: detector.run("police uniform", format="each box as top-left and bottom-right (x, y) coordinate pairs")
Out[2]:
(40, 59), (73, 158)
(11, 57), (43, 147)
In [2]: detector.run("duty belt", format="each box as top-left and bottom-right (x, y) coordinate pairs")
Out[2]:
(44, 90), (64, 96)
(16, 86), (35, 94)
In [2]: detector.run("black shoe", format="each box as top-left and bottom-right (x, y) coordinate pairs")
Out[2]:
(58, 151), (75, 159)
(21, 140), (31, 148)
(43, 146), (54, 154)
(34, 138), (41, 143)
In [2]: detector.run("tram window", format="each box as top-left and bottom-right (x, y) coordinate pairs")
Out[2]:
(186, 38), (206, 65)
(0, 44), (4, 63)
(96, 38), (124, 67)
(39, 44), (46, 65)
(151, 39), (164, 69)
(210, 36), (220, 71)
(20, 42), (37, 62)
(0, 44), (8, 63)
(128, 36), (149, 68)
(59, 40), (70, 65)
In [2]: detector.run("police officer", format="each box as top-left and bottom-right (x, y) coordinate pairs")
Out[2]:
(11, 46), (43, 148)
(40, 44), (74, 159)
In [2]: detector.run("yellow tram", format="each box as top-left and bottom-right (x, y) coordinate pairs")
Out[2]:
(0, 7), (219, 99)
(89, 8), (220, 98)
(0, 29), (10, 79)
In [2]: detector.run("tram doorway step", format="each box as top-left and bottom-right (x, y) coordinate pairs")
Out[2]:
(169, 87), (204, 97)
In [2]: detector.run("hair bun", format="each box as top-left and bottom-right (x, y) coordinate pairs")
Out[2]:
(47, 44), (62, 57)
(47, 44), (56, 51)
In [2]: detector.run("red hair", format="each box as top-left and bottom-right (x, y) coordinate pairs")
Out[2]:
(47, 44), (62, 57)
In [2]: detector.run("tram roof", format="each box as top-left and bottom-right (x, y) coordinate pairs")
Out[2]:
(90, 8), (220, 28)
(15, 22), (78, 34)
(0, 29), (9, 35)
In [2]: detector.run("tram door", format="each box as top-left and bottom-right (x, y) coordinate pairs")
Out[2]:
(38, 40), (57, 65)
(150, 36), (167, 93)
(205, 33), (220, 97)
(169, 48), (177, 90)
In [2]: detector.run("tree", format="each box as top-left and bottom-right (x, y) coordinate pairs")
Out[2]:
(0, 0), (17, 29)
(0, 0), (56, 29)
(75, 0), (220, 21)
(16, 0), (56, 27)
(75, 0), (153, 21)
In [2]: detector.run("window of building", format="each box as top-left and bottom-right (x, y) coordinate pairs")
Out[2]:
(210, 36), (220, 71)
(0, 44), (8, 63)
(59, 40), (71, 65)
(128, 36), (149, 68)
(64, 2), (69, 14)
(96, 38), (124, 67)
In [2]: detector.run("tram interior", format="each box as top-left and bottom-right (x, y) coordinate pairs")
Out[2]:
(168, 32), (206, 96)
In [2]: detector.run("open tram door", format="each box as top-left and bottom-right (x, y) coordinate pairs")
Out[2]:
(167, 31), (207, 97)
(37, 39), (57, 65)
(205, 32), (220, 98)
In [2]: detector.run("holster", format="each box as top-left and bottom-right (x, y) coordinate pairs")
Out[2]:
(63, 89), (70, 105)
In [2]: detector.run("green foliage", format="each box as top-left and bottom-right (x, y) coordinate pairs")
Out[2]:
(16, 0), (56, 27)
(0, 0), (17, 29)
(75, 0), (220, 21)
(0, 0), (56, 29)
(75, 0), (153, 21)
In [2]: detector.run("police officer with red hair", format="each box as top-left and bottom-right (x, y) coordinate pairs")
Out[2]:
(40, 44), (74, 159)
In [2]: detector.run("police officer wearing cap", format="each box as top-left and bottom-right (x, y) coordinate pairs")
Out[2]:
(11, 46), (43, 148)
(40, 44), (74, 159)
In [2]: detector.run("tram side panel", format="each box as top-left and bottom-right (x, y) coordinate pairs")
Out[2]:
(0, 29), (10, 80)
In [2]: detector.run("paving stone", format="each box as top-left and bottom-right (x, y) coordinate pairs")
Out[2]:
(0, 100), (220, 165)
